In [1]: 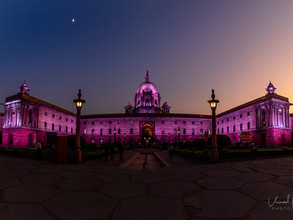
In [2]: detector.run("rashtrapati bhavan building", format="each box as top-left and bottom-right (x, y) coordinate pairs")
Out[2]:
(0, 72), (292, 147)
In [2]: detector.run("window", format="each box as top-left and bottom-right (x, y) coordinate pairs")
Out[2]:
(222, 120), (223, 123)
(118, 128), (121, 134)
(100, 129), (103, 135)
(66, 118), (68, 122)
(247, 112), (250, 116)
(44, 122), (47, 130)
(100, 121), (103, 124)
(192, 121), (194, 125)
(183, 128), (186, 134)
(92, 129), (94, 135)
(200, 129), (203, 135)
(109, 121), (112, 124)
(59, 125), (61, 132)
(183, 121), (186, 125)
(59, 116), (61, 120)
(92, 121), (94, 125)
(71, 120), (73, 123)
(192, 129), (195, 135)
(52, 114), (55, 118)
(52, 123), (54, 131)
(240, 114), (242, 118)
(174, 121), (177, 124)
(84, 129), (86, 134)
(162, 121), (164, 124)
(233, 116), (235, 120)
(84, 122), (86, 125)
(45, 112), (47, 116)
(130, 120), (133, 124)
(248, 122), (250, 130)
(227, 118), (229, 122)
(233, 125), (236, 132)
(208, 129), (211, 135)
(91, 139), (94, 143)
(217, 121), (219, 125)
(227, 126), (229, 133)
(240, 123), (243, 131)
(222, 128), (224, 134)
(130, 128), (133, 134)
(66, 126), (68, 133)
(217, 129), (219, 134)
(109, 129), (111, 134)
(71, 128), (73, 133)
(209, 121), (211, 125)
(200, 121), (203, 125)
(118, 121), (121, 124)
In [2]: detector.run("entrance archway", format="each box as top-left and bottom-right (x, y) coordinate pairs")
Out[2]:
(142, 124), (153, 142)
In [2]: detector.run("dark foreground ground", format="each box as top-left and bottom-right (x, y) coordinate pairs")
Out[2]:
(1, 150), (293, 219)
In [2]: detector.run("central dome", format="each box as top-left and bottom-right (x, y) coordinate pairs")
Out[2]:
(133, 71), (161, 113)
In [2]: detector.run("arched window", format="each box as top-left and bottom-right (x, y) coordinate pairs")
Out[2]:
(130, 128), (133, 134)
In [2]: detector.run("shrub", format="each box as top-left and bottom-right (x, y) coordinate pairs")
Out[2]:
(207, 135), (231, 147)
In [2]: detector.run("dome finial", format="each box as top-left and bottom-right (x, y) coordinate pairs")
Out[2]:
(145, 70), (150, 82)
(18, 81), (30, 94)
(266, 81), (276, 94)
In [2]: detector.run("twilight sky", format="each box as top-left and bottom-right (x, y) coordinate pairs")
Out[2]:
(1, 0), (293, 115)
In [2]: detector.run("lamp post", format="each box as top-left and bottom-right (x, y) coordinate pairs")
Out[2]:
(114, 127), (116, 142)
(73, 89), (85, 164)
(208, 89), (219, 161)
(168, 132), (171, 144)
(178, 127), (180, 142)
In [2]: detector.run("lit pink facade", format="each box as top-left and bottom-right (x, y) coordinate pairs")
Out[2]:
(0, 75), (292, 148)
(1, 82), (76, 147)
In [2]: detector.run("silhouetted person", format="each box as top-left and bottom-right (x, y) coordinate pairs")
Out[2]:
(104, 142), (110, 162)
(168, 145), (173, 158)
(110, 143), (115, 160)
(35, 140), (42, 161)
(118, 142), (124, 161)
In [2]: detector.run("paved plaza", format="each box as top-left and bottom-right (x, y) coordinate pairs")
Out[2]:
(1, 151), (293, 219)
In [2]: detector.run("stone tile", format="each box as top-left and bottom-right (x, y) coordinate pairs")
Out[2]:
(21, 174), (62, 184)
(0, 204), (52, 220)
(99, 181), (145, 199)
(58, 170), (96, 178)
(171, 171), (207, 181)
(236, 172), (274, 182)
(184, 190), (255, 218)
(32, 168), (62, 175)
(264, 169), (293, 177)
(93, 172), (130, 182)
(205, 169), (239, 177)
(3, 184), (59, 203)
(55, 179), (100, 191)
(276, 176), (293, 187)
(150, 181), (199, 198)
(0, 177), (21, 189)
(198, 177), (244, 189)
(241, 182), (293, 200)
(44, 191), (115, 220)
(0, 170), (30, 177)
(248, 201), (293, 220)
(132, 173), (169, 184)
(113, 195), (188, 220)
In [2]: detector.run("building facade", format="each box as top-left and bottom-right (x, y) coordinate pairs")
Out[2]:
(1, 82), (76, 147)
(0, 74), (292, 147)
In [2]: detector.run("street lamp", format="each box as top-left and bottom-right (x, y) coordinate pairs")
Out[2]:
(208, 89), (219, 161)
(178, 127), (180, 142)
(114, 127), (116, 142)
(123, 133), (126, 145)
(73, 89), (85, 164)
(168, 132), (171, 144)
